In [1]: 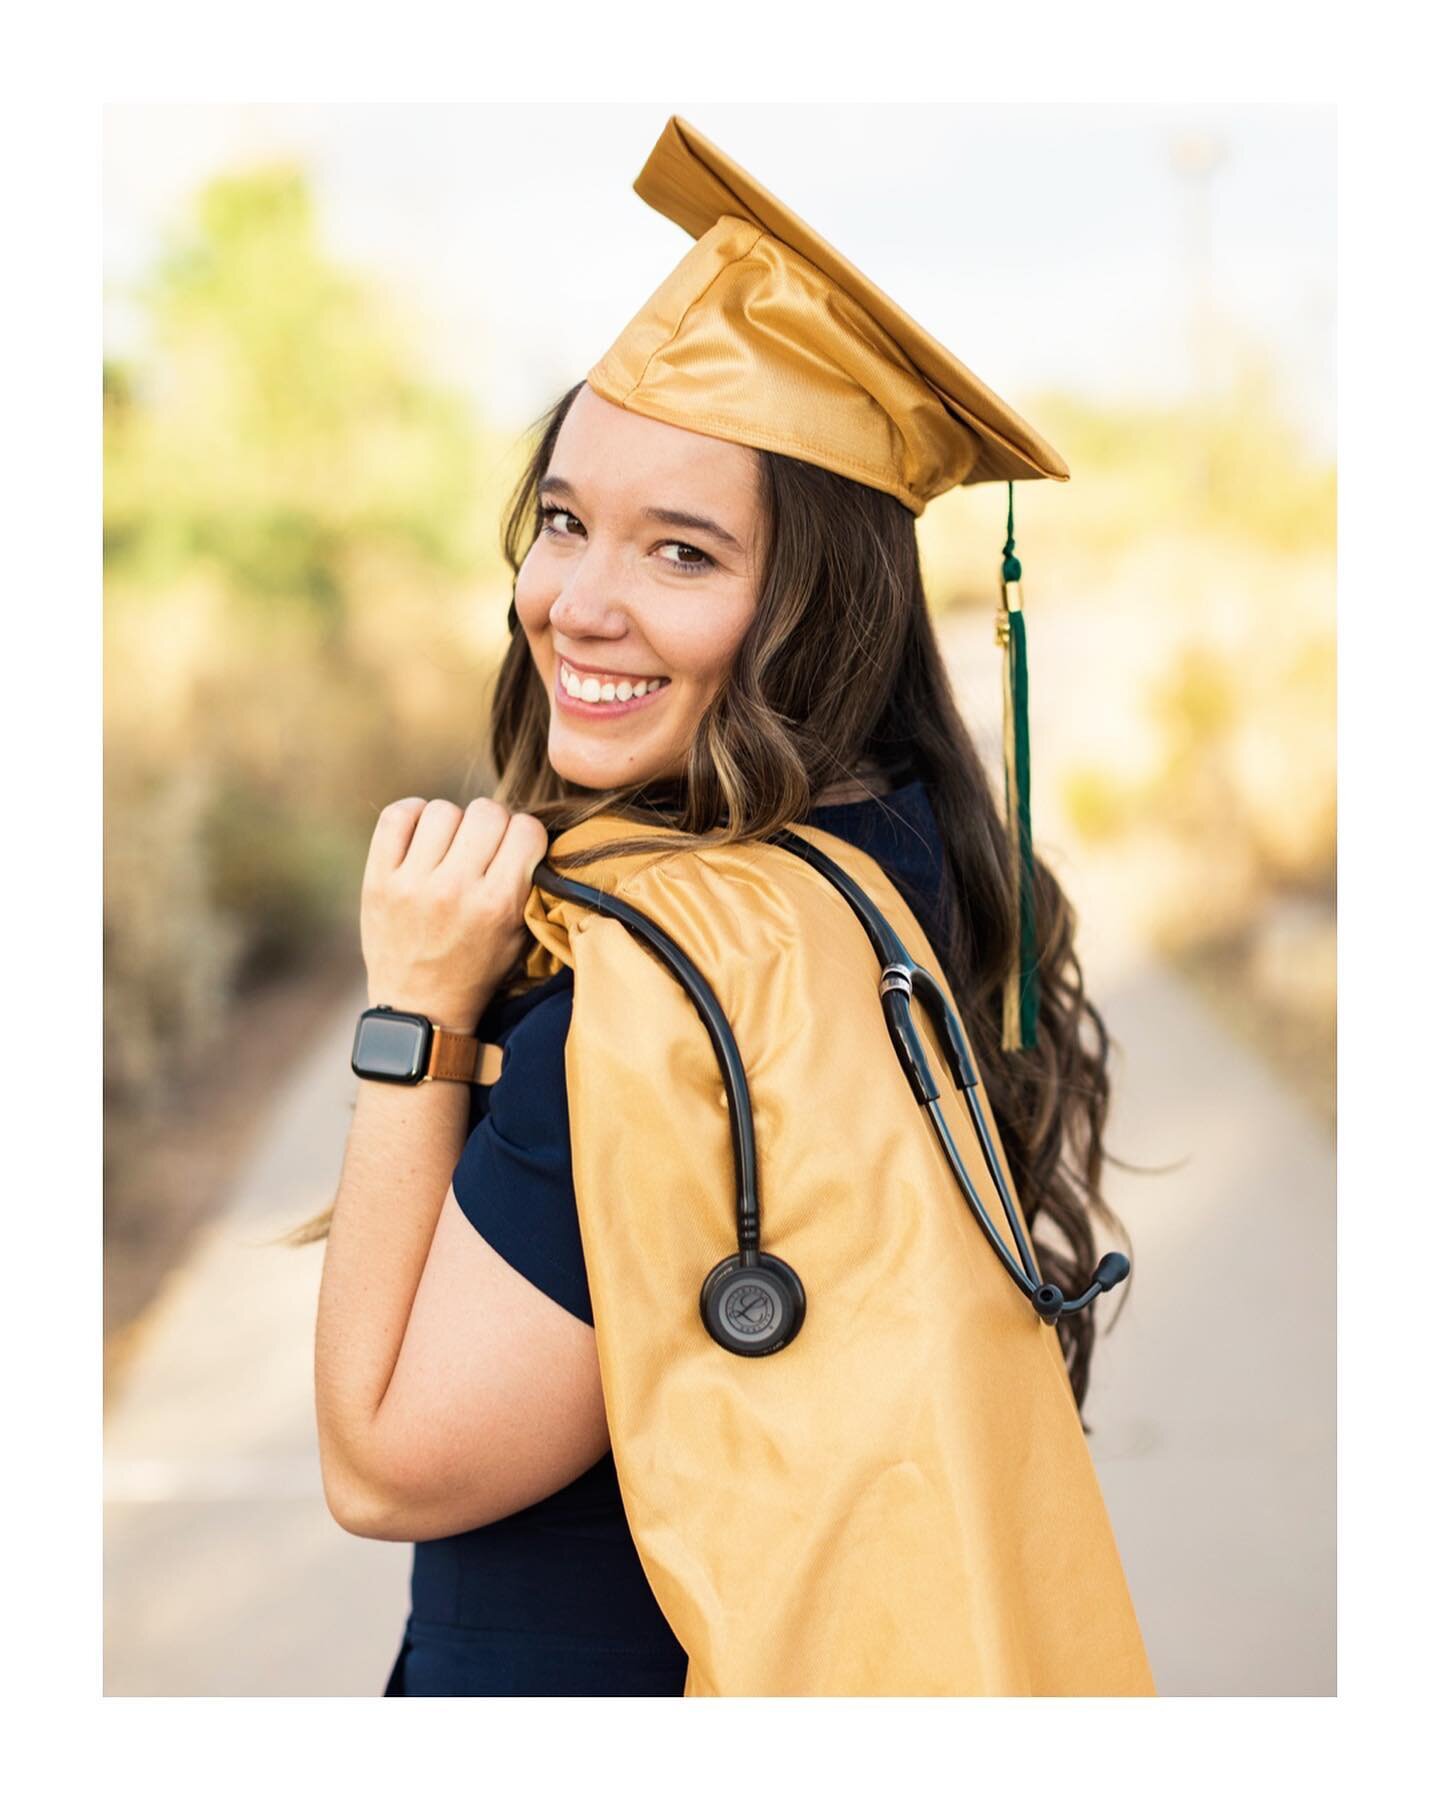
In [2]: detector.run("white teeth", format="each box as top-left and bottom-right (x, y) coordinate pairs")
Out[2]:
(561, 661), (668, 705)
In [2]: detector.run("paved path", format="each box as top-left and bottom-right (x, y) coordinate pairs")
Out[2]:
(1052, 868), (1336, 1697)
(104, 977), (408, 1696)
(104, 616), (1335, 1696)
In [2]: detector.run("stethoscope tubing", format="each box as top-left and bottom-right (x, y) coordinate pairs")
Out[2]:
(531, 825), (1128, 1331)
(531, 858), (766, 1262)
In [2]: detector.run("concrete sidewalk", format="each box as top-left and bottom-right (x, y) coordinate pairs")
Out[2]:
(1061, 873), (1336, 1696)
(104, 976), (410, 1697)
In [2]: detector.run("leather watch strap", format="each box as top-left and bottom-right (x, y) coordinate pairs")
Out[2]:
(424, 1032), (505, 1086)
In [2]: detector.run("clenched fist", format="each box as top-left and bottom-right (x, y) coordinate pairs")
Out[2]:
(360, 796), (550, 1033)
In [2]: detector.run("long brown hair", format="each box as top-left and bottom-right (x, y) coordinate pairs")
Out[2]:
(292, 379), (1134, 1423)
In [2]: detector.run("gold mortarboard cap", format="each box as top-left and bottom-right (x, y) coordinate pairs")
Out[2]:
(587, 114), (1069, 516)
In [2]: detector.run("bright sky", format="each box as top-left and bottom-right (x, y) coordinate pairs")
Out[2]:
(103, 102), (1335, 452)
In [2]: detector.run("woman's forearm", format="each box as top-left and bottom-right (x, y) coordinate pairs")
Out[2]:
(317, 794), (548, 1522)
(313, 1071), (472, 1509)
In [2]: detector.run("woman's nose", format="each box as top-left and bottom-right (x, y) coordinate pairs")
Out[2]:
(548, 541), (632, 634)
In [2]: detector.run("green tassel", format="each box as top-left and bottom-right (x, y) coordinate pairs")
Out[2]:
(1009, 609), (1038, 1048)
(997, 483), (1039, 1052)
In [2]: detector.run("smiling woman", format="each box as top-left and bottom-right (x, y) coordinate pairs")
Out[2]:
(297, 112), (1149, 1700)
(513, 385), (765, 792)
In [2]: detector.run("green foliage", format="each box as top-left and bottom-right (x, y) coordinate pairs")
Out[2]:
(104, 162), (512, 1109)
(1063, 767), (1136, 843)
(198, 776), (358, 982)
(1027, 345), (1336, 560)
(917, 340), (1333, 625)
(104, 163), (493, 616)
(1152, 643), (1240, 769)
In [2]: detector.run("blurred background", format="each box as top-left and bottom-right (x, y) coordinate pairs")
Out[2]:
(103, 102), (1335, 1696)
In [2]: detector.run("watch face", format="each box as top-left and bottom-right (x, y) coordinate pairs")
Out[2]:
(352, 1010), (431, 1082)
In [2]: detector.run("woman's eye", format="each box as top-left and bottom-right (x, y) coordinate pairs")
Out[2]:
(658, 541), (713, 575)
(539, 505), (710, 575)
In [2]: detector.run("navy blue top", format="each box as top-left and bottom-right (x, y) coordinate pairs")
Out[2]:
(383, 778), (953, 1697)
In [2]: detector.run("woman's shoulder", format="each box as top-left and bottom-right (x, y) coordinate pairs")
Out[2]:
(468, 971), (575, 1139)
(804, 777), (953, 955)
(806, 775), (942, 869)
(479, 965), (575, 1043)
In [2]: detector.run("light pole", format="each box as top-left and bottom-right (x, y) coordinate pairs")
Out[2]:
(1169, 129), (1229, 498)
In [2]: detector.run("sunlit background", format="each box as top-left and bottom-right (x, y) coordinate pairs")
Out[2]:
(103, 102), (1335, 1697)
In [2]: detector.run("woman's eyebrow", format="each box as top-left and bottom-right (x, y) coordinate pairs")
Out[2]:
(540, 474), (745, 555)
(642, 506), (745, 555)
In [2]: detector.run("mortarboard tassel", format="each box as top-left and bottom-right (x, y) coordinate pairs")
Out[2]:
(995, 483), (1039, 1052)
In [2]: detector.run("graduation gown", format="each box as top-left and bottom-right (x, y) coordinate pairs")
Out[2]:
(517, 810), (1155, 1697)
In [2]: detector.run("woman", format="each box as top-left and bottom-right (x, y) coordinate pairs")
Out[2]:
(294, 116), (1149, 1698)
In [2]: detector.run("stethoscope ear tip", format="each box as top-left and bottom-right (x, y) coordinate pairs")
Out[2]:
(1031, 1283), (1066, 1321)
(1094, 1252), (1131, 1292)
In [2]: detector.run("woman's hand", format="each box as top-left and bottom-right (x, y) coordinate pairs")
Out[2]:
(360, 796), (550, 1032)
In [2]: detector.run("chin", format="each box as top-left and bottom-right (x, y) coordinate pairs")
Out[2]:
(548, 744), (670, 793)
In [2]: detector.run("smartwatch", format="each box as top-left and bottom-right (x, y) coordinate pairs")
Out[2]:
(350, 1004), (495, 1085)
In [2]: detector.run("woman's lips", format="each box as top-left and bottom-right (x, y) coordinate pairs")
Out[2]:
(554, 664), (672, 719)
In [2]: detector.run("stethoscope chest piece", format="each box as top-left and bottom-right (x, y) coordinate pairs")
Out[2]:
(700, 1251), (807, 1356)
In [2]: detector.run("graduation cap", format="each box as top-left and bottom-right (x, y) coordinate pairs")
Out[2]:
(587, 115), (1067, 1051)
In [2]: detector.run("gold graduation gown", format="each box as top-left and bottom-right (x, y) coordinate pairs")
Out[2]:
(515, 811), (1155, 1698)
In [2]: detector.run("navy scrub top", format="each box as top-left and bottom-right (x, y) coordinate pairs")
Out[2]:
(383, 777), (954, 1697)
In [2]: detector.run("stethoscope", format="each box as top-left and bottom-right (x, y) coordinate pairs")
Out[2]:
(532, 827), (1130, 1357)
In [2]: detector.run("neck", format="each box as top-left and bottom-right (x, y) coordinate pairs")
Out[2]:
(813, 758), (893, 807)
